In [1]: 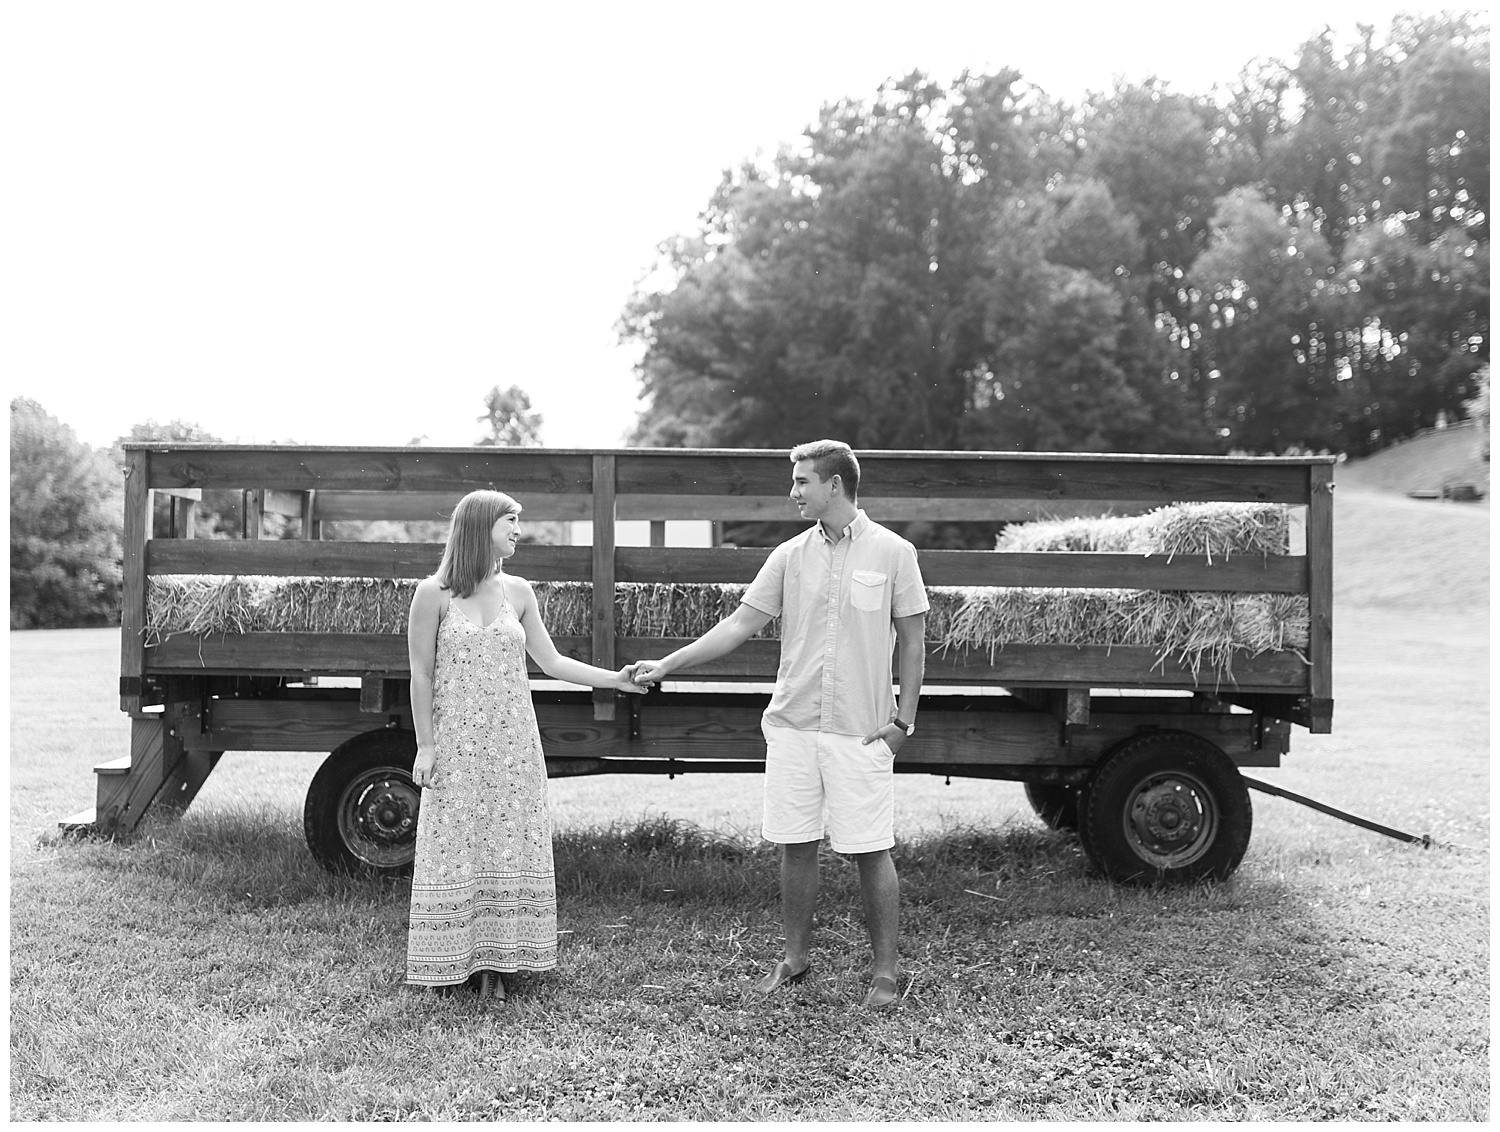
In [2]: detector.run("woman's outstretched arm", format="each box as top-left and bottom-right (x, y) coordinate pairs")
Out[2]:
(510, 574), (646, 690)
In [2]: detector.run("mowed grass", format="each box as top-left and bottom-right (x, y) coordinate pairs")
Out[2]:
(9, 490), (1489, 1120)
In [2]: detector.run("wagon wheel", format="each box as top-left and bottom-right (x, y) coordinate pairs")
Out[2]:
(303, 729), (420, 876)
(1079, 731), (1251, 885)
(1024, 782), (1080, 831)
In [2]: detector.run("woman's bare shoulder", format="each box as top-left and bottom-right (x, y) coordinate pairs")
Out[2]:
(412, 576), (449, 606)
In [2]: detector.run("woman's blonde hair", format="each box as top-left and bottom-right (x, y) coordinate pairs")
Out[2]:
(435, 489), (522, 598)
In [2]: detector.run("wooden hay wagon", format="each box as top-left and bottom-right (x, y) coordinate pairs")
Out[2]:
(76, 444), (1334, 885)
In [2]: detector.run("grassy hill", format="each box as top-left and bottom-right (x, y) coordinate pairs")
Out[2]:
(1335, 420), (1488, 497)
(1326, 422), (1489, 614)
(1331, 487), (1489, 615)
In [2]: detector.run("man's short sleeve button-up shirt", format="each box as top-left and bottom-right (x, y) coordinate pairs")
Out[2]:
(741, 509), (928, 736)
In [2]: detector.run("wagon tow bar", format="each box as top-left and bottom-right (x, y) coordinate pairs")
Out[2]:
(1240, 775), (1433, 848)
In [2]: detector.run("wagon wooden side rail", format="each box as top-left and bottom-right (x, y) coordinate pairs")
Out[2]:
(84, 443), (1334, 886)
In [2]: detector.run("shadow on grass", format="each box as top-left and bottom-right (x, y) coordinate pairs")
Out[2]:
(49, 804), (406, 910)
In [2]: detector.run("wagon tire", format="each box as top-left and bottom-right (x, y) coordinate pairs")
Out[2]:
(1024, 782), (1080, 831)
(303, 729), (421, 877)
(1079, 731), (1251, 885)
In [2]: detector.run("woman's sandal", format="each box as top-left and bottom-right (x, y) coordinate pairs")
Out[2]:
(862, 974), (900, 1009)
(478, 970), (507, 1002)
(755, 960), (812, 995)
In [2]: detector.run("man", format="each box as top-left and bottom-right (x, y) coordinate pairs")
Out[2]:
(634, 440), (928, 1008)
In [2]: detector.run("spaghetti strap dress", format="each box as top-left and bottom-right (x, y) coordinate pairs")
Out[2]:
(405, 592), (558, 985)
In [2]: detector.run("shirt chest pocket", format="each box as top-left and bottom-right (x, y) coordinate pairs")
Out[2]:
(850, 569), (887, 612)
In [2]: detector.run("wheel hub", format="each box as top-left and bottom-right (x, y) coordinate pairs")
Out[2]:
(1124, 773), (1217, 865)
(337, 768), (421, 867)
(359, 782), (418, 844)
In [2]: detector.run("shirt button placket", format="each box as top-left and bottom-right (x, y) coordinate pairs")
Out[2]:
(822, 540), (842, 732)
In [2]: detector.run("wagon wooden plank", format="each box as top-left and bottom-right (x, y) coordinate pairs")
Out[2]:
(591, 455), (617, 721)
(615, 452), (1315, 504)
(920, 642), (1309, 691)
(1306, 463), (1335, 732)
(145, 540), (592, 580)
(118, 449), (151, 713)
(185, 699), (389, 751)
(141, 447), (596, 493)
(314, 490), (591, 522)
(143, 632), (613, 675)
(615, 495), (1160, 522)
(146, 632), (415, 674)
(143, 630), (1307, 693)
(313, 490), (1164, 524)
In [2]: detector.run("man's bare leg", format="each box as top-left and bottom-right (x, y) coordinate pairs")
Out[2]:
(756, 839), (819, 991)
(855, 848), (899, 1006)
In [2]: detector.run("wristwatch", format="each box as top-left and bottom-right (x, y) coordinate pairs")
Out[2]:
(893, 716), (915, 736)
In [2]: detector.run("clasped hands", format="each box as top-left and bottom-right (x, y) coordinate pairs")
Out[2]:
(614, 660), (665, 693)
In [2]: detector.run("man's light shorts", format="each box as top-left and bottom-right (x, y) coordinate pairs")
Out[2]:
(761, 722), (894, 854)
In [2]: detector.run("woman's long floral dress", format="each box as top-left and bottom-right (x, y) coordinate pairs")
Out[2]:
(405, 594), (557, 985)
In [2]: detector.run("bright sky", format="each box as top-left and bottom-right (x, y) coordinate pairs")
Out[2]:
(4, 1), (1466, 451)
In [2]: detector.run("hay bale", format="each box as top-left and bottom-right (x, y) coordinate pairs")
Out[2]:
(144, 576), (419, 642)
(996, 502), (1290, 558)
(958, 501), (1305, 679)
(940, 585), (1308, 681)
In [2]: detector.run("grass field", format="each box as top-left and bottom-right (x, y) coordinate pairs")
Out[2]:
(9, 488), (1489, 1119)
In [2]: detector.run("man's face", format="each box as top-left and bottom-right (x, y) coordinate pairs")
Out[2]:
(790, 459), (840, 521)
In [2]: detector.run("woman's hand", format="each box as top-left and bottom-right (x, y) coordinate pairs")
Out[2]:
(613, 663), (652, 693)
(411, 744), (438, 788)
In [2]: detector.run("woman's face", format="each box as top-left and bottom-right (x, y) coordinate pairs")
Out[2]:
(491, 511), (521, 560)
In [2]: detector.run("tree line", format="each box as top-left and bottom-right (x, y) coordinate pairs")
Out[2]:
(622, 13), (1489, 459)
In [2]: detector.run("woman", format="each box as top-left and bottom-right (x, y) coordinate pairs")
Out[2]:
(404, 489), (642, 1001)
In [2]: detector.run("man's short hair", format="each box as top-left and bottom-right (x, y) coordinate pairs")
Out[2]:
(790, 439), (859, 500)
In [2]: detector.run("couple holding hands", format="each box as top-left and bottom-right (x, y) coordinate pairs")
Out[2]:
(404, 440), (927, 1008)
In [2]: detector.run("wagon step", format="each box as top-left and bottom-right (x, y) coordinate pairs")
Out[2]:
(58, 807), (97, 834)
(1241, 775), (1432, 847)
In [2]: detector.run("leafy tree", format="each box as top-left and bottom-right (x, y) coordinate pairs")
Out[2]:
(1192, 188), (1342, 451)
(1334, 224), (1489, 449)
(11, 398), (123, 628)
(1076, 81), (1241, 328)
(1235, 14), (1490, 449)
(1372, 18), (1490, 246)
(477, 385), (544, 446)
